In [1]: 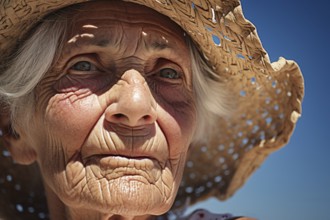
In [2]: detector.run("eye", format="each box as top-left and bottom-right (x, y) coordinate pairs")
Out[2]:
(159, 68), (180, 79)
(71, 61), (97, 71)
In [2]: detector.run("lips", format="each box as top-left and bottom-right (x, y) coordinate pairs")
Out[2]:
(98, 155), (158, 170)
(85, 154), (162, 184)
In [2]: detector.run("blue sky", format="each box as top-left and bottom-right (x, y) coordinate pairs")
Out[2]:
(188, 1), (330, 219)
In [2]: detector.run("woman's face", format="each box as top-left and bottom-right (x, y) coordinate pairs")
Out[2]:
(30, 1), (196, 217)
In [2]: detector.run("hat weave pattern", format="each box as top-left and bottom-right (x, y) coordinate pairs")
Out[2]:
(0, 0), (304, 218)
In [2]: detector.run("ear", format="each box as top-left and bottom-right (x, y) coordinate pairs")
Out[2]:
(0, 110), (37, 165)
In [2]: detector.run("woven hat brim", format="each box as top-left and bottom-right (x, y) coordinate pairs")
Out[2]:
(0, 0), (304, 210)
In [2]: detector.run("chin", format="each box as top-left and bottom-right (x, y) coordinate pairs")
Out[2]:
(53, 174), (178, 216)
(129, 182), (175, 215)
(102, 177), (176, 215)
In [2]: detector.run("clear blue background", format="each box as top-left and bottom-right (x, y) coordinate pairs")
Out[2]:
(188, 1), (330, 219)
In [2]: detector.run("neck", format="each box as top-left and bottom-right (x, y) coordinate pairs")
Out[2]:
(44, 183), (155, 220)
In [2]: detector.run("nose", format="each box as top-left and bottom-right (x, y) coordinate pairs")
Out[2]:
(105, 69), (157, 127)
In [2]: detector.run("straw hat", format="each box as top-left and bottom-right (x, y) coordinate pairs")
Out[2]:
(0, 0), (304, 219)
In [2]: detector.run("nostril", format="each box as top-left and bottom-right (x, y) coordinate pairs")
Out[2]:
(114, 113), (125, 119)
(142, 115), (150, 120)
(107, 112), (155, 126)
(112, 114), (152, 122)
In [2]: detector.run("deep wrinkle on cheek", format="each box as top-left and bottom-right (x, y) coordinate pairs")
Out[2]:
(43, 93), (104, 157)
(45, 92), (101, 132)
(57, 91), (99, 111)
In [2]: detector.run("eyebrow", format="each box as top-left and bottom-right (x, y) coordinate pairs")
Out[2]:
(150, 41), (170, 50)
(94, 39), (110, 47)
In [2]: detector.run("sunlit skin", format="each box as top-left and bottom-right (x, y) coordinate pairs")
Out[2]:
(19, 1), (197, 220)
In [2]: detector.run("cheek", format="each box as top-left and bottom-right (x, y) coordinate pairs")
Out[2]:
(159, 101), (197, 158)
(155, 84), (197, 153)
(44, 93), (103, 154)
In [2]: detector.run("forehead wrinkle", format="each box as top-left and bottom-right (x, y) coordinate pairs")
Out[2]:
(64, 18), (184, 63)
(66, 29), (115, 51)
(69, 34), (173, 55)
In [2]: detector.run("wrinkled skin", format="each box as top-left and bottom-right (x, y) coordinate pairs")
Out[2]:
(8, 1), (196, 220)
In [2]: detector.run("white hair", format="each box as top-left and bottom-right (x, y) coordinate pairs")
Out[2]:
(0, 14), (68, 132)
(0, 11), (230, 143)
(188, 42), (231, 143)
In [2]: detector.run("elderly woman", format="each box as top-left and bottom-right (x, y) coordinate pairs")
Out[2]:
(0, 0), (304, 220)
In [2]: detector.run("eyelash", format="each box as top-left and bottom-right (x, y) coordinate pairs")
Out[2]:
(66, 55), (103, 75)
(149, 59), (184, 83)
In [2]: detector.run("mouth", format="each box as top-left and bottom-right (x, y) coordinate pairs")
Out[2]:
(85, 154), (163, 184)
(84, 153), (159, 164)
(98, 154), (158, 168)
